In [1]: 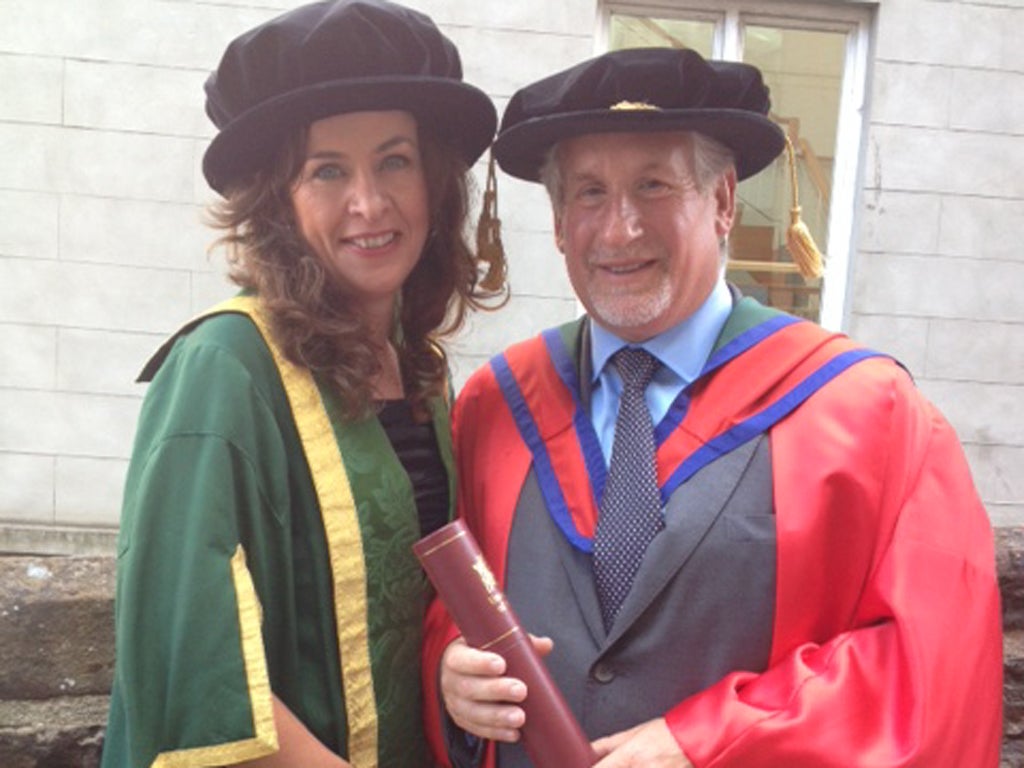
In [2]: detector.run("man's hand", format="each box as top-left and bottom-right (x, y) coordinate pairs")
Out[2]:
(439, 635), (553, 743)
(591, 718), (693, 768)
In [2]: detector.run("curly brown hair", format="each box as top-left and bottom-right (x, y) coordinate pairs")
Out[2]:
(207, 121), (505, 421)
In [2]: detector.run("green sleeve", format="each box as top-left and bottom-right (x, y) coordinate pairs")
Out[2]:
(104, 334), (285, 767)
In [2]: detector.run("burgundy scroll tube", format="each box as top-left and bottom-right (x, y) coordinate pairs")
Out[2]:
(414, 519), (597, 768)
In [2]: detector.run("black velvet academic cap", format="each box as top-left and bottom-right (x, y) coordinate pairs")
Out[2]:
(493, 47), (785, 183)
(202, 0), (496, 194)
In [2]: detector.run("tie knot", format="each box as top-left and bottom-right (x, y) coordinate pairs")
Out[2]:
(612, 347), (659, 391)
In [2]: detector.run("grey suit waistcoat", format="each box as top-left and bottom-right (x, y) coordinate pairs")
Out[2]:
(497, 433), (776, 766)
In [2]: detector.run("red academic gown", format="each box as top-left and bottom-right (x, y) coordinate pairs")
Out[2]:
(423, 303), (1003, 767)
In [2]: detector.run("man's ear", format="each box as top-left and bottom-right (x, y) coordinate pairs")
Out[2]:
(714, 168), (738, 239)
(553, 209), (565, 253)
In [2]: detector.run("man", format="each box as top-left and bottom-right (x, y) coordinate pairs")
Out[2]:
(423, 48), (1003, 767)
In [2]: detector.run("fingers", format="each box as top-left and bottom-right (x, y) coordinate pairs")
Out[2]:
(529, 634), (554, 657)
(590, 719), (691, 768)
(591, 723), (638, 759)
(443, 637), (507, 677)
(440, 638), (528, 743)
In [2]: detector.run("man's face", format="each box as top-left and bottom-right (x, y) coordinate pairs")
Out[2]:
(553, 131), (736, 343)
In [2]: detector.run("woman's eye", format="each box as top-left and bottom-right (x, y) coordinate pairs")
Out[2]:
(380, 153), (413, 172)
(311, 164), (344, 182)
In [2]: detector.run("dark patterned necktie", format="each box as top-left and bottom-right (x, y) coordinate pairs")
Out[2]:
(593, 347), (664, 631)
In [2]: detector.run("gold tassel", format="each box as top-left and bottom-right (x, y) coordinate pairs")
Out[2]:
(476, 153), (507, 291)
(783, 134), (824, 279)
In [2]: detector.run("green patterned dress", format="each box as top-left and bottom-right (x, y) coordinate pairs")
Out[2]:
(101, 296), (453, 767)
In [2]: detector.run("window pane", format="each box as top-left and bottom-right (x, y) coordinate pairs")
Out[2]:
(605, 13), (850, 322)
(609, 13), (714, 56)
(729, 26), (846, 321)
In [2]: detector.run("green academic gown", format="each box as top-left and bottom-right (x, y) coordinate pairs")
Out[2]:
(102, 296), (453, 768)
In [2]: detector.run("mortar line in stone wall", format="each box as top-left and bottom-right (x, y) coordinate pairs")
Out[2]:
(855, 249), (1024, 267)
(0, 252), (202, 281)
(872, 55), (1024, 76)
(859, 187), (1024, 201)
(922, 315), (933, 379)
(0, 183), (196, 208)
(849, 311), (1024, 328)
(59, 56), (66, 128)
(0, 320), (166, 344)
(50, 455), (57, 525)
(0, 383), (146, 404)
(0, 447), (135, 461)
(44, 120), (215, 143)
(911, 376), (1024, 392)
(867, 121), (1024, 140)
(62, 54), (210, 75)
(859, 187), (1024, 203)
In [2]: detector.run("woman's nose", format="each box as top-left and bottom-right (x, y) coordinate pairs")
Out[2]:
(346, 170), (388, 219)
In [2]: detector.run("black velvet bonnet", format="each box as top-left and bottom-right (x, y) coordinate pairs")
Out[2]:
(493, 47), (784, 182)
(202, 0), (496, 193)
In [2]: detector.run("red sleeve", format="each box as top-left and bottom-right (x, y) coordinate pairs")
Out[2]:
(422, 379), (475, 768)
(422, 368), (533, 768)
(665, 360), (1003, 767)
(422, 594), (459, 767)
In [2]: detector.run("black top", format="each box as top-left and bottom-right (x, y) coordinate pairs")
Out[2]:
(377, 399), (450, 537)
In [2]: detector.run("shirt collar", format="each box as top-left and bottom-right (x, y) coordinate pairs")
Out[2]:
(590, 277), (733, 385)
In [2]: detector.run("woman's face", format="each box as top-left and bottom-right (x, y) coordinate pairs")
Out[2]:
(290, 110), (429, 321)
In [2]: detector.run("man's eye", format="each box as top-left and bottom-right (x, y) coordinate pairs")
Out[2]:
(638, 178), (669, 192)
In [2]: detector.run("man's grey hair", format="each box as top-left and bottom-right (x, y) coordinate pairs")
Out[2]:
(538, 130), (737, 209)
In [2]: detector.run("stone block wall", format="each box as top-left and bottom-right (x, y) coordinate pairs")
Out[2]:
(850, 0), (1024, 529)
(2, 0), (1022, 547)
(0, 557), (114, 767)
(1, 3), (1021, 762)
(1002, 528), (1024, 767)
(0, 0), (590, 538)
(0, 529), (1021, 766)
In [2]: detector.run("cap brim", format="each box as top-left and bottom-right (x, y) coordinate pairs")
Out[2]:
(203, 76), (496, 194)
(493, 108), (785, 182)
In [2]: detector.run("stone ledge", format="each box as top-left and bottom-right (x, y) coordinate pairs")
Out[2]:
(0, 697), (107, 768)
(1000, 527), (1024, 631)
(0, 524), (118, 558)
(1007, 628), (1024, 767)
(0, 557), (115, 699)
(0, 527), (1020, 766)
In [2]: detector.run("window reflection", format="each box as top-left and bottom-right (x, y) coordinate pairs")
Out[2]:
(607, 13), (849, 322)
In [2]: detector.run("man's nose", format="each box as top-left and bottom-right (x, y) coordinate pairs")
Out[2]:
(599, 195), (643, 247)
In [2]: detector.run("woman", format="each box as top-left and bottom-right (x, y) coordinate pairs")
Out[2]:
(100, 2), (502, 766)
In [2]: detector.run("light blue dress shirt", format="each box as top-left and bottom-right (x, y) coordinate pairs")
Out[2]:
(590, 278), (733, 464)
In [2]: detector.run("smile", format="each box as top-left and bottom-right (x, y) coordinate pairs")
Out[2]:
(599, 261), (653, 275)
(346, 232), (398, 249)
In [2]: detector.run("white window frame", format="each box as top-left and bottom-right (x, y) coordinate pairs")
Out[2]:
(598, 0), (875, 331)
